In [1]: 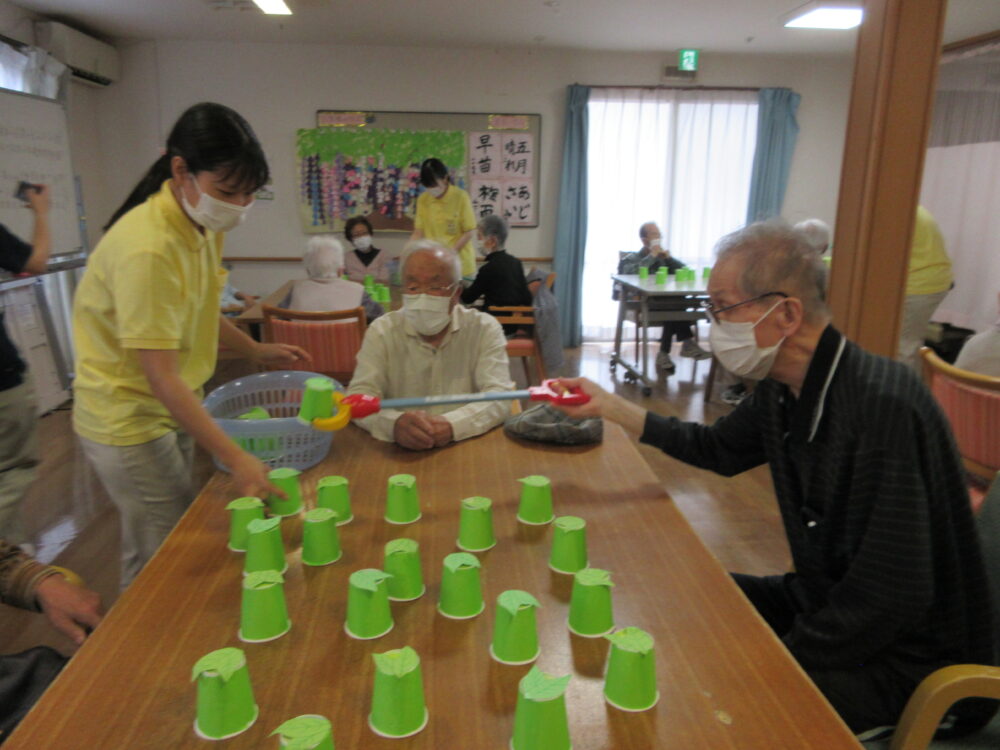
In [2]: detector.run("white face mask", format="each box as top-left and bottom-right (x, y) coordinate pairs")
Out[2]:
(649, 237), (662, 249)
(708, 298), (786, 380)
(403, 293), (453, 336)
(181, 177), (252, 233)
(352, 235), (373, 251)
(428, 184), (446, 198)
(474, 237), (489, 256)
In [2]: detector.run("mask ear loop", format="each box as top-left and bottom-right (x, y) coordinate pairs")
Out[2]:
(751, 297), (788, 329)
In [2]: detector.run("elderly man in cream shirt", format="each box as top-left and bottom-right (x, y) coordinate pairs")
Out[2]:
(346, 241), (513, 450)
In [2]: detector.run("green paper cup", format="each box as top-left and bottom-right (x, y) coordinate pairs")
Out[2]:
(363, 274), (374, 290)
(490, 590), (541, 665)
(298, 376), (335, 424)
(510, 666), (572, 750)
(604, 627), (659, 712)
(457, 496), (496, 552)
(302, 508), (342, 566)
(438, 552), (484, 619)
(654, 268), (668, 284)
(386, 474), (421, 524)
(345, 568), (394, 640)
(267, 467), (303, 517)
(549, 516), (588, 574)
(567, 568), (615, 637)
(317, 475), (353, 525)
(517, 476), (554, 525)
(244, 517), (287, 575)
(192, 647), (259, 741)
(272, 714), (335, 750)
(368, 647), (428, 739)
(239, 570), (291, 643)
(226, 497), (266, 552)
(702, 266), (711, 280)
(238, 406), (270, 420)
(637, 266), (649, 280)
(384, 538), (425, 602)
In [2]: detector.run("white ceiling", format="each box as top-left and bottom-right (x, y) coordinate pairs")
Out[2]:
(10, 0), (1000, 56)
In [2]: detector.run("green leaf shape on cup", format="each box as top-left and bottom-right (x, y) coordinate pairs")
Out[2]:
(271, 715), (331, 748)
(373, 646), (420, 677)
(605, 626), (654, 654)
(244, 570), (284, 589)
(498, 590), (541, 616)
(191, 647), (245, 682)
(304, 507), (338, 523)
(317, 475), (348, 489)
(518, 475), (550, 488)
(461, 496), (492, 511)
(238, 406), (271, 420)
(554, 516), (585, 531)
(519, 665), (571, 701)
(443, 552), (481, 572)
(226, 496), (264, 511)
(269, 467), (300, 481)
(575, 567), (613, 588)
(385, 538), (418, 556)
(247, 517), (281, 534)
(388, 474), (416, 488)
(350, 568), (392, 592)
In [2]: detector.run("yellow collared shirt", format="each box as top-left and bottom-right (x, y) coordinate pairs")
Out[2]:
(414, 185), (477, 276)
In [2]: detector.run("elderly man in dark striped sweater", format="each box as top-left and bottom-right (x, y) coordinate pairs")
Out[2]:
(555, 221), (994, 738)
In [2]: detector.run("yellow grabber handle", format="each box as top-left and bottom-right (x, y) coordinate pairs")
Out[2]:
(312, 392), (353, 431)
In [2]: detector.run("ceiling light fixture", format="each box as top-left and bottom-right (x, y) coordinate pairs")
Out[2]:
(784, 2), (862, 30)
(252, 0), (292, 15)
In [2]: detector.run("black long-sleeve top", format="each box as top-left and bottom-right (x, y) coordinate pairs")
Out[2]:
(641, 325), (994, 679)
(461, 249), (532, 309)
(0, 225), (31, 391)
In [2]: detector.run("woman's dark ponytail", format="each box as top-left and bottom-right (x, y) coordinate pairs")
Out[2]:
(103, 154), (172, 231)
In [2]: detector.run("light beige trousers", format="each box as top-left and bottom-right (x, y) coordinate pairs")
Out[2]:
(898, 290), (949, 372)
(0, 379), (38, 546)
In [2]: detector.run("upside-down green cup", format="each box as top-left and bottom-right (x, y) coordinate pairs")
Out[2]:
(298, 376), (335, 424)
(655, 267), (668, 285)
(244, 517), (287, 575)
(267, 467), (303, 517)
(316, 475), (353, 525)
(604, 627), (659, 712)
(302, 508), (342, 566)
(369, 647), (428, 738)
(384, 538), (425, 601)
(517, 476), (554, 525)
(549, 516), (588, 574)
(345, 568), (394, 640)
(192, 647), (258, 741)
(567, 567), (615, 637)
(272, 714), (335, 750)
(510, 666), (572, 750)
(386, 474), (421, 524)
(363, 274), (374, 291)
(457, 496), (496, 552)
(226, 497), (266, 552)
(239, 570), (291, 643)
(490, 590), (541, 665)
(637, 265), (649, 281)
(438, 552), (484, 619)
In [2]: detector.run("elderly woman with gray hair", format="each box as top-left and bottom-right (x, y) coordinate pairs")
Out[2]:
(460, 215), (532, 329)
(287, 235), (383, 321)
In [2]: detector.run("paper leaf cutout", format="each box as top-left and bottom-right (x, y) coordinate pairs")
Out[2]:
(519, 665), (571, 701)
(388, 473), (416, 488)
(304, 507), (337, 523)
(498, 589), (540, 615)
(575, 568), (613, 587)
(226, 496), (264, 511)
(244, 570), (284, 589)
(269, 467), (300, 480)
(271, 715), (331, 748)
(191, 647), (245, 682)
(518, 475), (550, 487)
(373, 646), (420, 676)
(351, 568), (391, 591)
(247, 517), (281, 534)
(237, 406), (270, 420)
(461, 496), (491, 511)
(385, 538), (418, 556)
(443, 552), (480, 572)
(554, 516), (585, 531)
(605, 626), (654, 653)
(317, 475), (348, 488)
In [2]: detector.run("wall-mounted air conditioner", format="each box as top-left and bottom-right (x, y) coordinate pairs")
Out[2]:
(34, 21), (120, 87)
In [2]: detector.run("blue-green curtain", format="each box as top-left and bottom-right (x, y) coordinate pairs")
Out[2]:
(553, 84), (590, 347)
(745, 87), (801, 224)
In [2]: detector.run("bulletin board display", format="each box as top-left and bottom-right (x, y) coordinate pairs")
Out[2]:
(296, 110), (540, 233)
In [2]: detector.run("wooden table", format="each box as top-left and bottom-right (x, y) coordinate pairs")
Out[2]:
(7, 425), (859, 749)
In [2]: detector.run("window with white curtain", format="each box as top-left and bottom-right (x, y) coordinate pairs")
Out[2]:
(0, 38), (65, 98)
(581, 87), (759, 341)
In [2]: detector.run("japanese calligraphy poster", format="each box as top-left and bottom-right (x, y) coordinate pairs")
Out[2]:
(468, 132), (536, 226)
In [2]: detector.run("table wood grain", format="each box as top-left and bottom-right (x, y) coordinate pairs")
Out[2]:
(7, 424), (860, 749)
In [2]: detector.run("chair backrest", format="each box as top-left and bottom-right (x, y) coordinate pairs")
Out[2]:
(921, 347), (1000, 482)
(545, 272), (556, 291)
(975, 474), (1000, 651)
(487, 305), (536, 329)
(261, 305), (367, 380)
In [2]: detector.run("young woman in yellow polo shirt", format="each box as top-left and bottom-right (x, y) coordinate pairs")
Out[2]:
(72, 102), (310, 585)
(410, 157), (477, 278)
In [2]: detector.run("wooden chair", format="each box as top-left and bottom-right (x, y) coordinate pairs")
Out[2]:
(488, 305), (546, 385)
(261, 304), (367, 385)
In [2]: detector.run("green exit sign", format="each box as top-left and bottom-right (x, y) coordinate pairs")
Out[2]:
(679, 49), (699, 72)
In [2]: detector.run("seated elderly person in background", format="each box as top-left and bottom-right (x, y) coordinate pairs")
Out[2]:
(219, 262), (258, 316)
(955, 292), (1000, 377)
(461, 215), (532, 331)
(288, 236), (383, 321)
(343, 217), (391, 284)
(793, 218), (832, 255)
(347, 241), (513, 451)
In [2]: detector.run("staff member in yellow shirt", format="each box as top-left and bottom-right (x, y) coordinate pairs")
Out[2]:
(410, 157), (477, 278)
(898, 205), (953, 371)
(72, 102), (309, 586)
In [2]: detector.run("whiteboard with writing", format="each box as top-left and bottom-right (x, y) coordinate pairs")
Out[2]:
(0, 88), (85, 258)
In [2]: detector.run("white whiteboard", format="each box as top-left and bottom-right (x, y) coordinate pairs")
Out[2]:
(0, 88), (85, 258)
